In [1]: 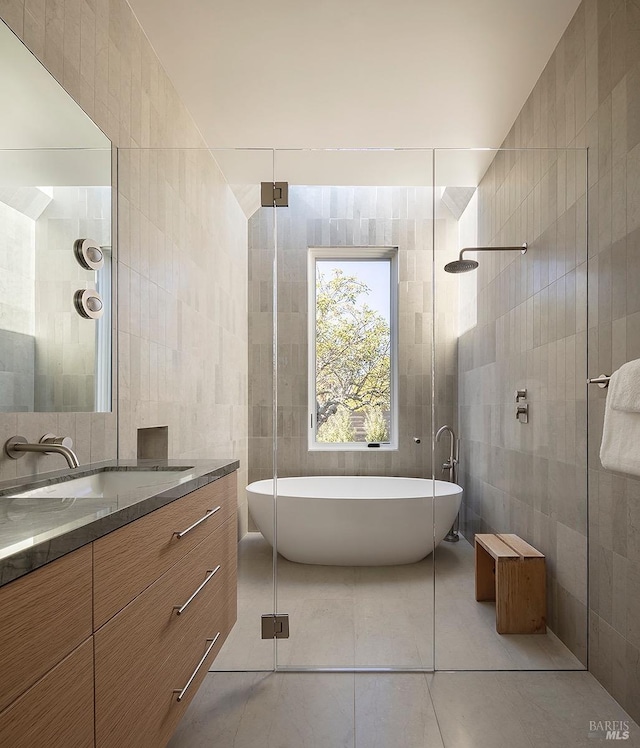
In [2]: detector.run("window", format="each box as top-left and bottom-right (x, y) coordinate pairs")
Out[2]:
(308, 247), (398, 451)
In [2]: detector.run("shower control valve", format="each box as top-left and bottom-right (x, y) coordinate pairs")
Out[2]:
(515, 389), (527, 402)
(516, 404), (529, 424)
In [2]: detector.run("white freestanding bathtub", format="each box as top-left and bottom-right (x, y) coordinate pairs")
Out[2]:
(247, 476), (463, 566)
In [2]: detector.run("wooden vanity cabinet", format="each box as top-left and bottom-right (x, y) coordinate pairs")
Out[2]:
(93, 471), (238, 748)
(0, 639), (94, 748)
(0, 472), (238, 748)
(0, 544), (92, 714)
(93, 473), (236, 628)
(94, 483), (237, 748)
(0, 548), (94, 748)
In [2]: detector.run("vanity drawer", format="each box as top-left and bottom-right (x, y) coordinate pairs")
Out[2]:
(98, 608), (232, 748)
(93, 472), (236, 628)
(0, 544), (92, 713)
(0, 637), (94, 748)
(148, 611), (232, 748)
(94, 514), (237, 748)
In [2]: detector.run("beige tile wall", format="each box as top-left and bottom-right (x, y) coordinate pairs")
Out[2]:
(248, 185), (458, 484)
(0, 1), (249, 530)
(458, 146), (589, 664)
(117, 146), (249, 531)
(458, 0), (640, 721)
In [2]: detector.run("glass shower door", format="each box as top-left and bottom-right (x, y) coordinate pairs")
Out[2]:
(202, 147), (278, 672)
(272, 148), (436, 671)
(432, 147), (589, 671)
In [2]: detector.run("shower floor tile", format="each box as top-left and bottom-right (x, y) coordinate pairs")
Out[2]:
(212, 531), (582, 672)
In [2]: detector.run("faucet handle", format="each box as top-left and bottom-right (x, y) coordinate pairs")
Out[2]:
(40, 434), (74, 450)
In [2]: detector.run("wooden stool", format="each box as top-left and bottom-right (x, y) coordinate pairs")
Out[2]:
(475, 533), (546, 634)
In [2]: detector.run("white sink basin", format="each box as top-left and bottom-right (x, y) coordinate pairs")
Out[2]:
(8, 468), (194, 499)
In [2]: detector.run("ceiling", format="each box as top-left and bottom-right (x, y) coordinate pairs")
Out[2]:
(128, 0), (581, 187)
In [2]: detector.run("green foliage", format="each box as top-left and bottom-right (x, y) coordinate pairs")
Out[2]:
(364, 406), (389, 442)
(317, 405), (356, 443)
(315, 268), (391, 442)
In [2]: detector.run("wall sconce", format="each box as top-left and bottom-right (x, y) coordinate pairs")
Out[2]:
(74, 238), (104, 270)
(74, 289), (104, 319)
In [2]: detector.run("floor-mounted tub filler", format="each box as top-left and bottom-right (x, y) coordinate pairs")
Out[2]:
(247, 476), (463, 566)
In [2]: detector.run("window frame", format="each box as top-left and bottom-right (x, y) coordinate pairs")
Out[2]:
(307, 246), (399, 452)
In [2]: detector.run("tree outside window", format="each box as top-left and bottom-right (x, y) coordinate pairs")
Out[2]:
(311, 253), (395, 448)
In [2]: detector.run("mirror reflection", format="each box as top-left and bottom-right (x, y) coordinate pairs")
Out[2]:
(0, 20), (112, 413)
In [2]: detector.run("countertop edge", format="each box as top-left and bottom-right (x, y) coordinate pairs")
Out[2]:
(0, 459), (239, 588)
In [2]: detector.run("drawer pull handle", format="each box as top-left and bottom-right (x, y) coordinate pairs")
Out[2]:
(174, 565), (221, 615)
(174, 506), (221, 538)
(173, 633), (221, 702)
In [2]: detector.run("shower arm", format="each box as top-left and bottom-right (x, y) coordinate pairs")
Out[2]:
(458, 244), (527, 262)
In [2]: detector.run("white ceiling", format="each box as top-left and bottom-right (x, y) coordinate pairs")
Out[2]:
(128, 0), (580, 187)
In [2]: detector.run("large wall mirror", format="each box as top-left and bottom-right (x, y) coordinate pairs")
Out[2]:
(0, 20), (112, 413)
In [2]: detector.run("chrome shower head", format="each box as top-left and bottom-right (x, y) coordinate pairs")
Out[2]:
(444, 243), (527, 274)
(444, 259), (479, 274)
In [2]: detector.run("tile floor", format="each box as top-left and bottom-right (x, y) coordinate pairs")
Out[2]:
(168, 532), (639, 747)
(168, 671), (640, 747)
(212, 532), (583, 671)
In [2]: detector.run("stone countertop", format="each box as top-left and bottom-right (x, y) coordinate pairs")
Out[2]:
(0, 458), (239, 587)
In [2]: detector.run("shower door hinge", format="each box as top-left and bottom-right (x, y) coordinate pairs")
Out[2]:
(261, 181), (289, 207)
(261, 613), (290, 639)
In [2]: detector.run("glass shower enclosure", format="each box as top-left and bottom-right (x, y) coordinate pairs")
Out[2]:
(118, 145), (588, 675)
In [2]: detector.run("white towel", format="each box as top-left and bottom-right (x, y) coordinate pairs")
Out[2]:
(600, 359), (640, 475)
(610, 359), (640, 412)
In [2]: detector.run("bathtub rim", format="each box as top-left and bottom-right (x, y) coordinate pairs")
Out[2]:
(246, 475), (463, 501)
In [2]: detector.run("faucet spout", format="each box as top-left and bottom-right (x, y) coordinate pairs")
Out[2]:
(4, 435), (80, 469)
(435, 425), (458, 482)
(435, 424), (456, 460)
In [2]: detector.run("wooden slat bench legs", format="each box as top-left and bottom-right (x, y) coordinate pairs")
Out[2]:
(475, 542), (496, 602)
(495, 556), (546, 634)
(474, 533), (546, 635)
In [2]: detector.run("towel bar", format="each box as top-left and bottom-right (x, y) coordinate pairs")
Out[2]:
(587, 374), (610, 388)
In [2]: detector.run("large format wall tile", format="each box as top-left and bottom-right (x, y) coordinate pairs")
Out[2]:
(459, 0), (640, 722)
(248, 185), (458, 484)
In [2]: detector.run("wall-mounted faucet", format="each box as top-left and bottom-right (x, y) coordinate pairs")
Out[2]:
(4, 435), (80, 469)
